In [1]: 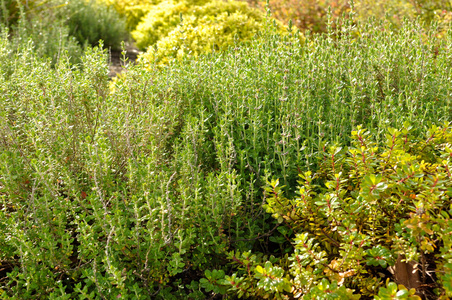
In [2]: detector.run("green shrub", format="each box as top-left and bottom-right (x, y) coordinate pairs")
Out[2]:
(1, 0), (128, 57)
(60, 0), (128, 50)
(20, 21), (83, 66)
(0, 0), (44, 28)
(0, 3), (83, 67)
(216, 123), (452, 298)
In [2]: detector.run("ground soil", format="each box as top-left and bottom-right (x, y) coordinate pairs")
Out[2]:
(108, 43), (140, 78)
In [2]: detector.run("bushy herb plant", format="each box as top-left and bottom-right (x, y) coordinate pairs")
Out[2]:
(0, 9), (451, 300)
(59, 0), (128, 50)
(0, 0), (38, 28)
(0, 38), (241, 298)
(134, 14), (452, 192)
(0, 1), (83, 67)
(1, 0), (128, 63)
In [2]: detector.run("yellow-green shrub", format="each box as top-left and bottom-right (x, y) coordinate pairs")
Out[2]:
(131, 0), (191, 48)
(97, 0), (156, 30)
(132, 0), (266, 50)
(133, 0), (283, 64)
(139, 11), (270, 65)
(98, 0), (211, 31)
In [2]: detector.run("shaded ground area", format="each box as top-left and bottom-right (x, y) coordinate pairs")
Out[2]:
(108, 43), (140, 78)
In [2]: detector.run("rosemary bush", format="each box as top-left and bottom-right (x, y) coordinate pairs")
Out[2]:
(59, 0), (128, 50)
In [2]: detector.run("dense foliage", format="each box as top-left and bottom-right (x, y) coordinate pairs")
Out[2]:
(217, 123), (452, 299)
(0, 0), (42, 28)
(132, 0), (281, 64)
(1, 1), (452, 299)
(0, 0), (127, 63)
(60, 0), (127, 50)
(245, 0), (350, 33)
(132, 0), (263, 48)
(98, 0), (157, 31)
(246, 0), (452, 33)
(0, 0), (83, 65)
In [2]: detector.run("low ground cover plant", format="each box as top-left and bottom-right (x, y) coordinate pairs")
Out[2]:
(0, 7), (451, 300)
